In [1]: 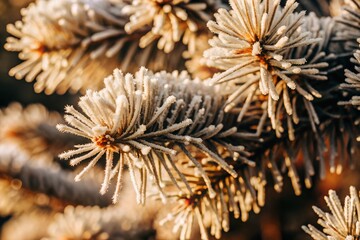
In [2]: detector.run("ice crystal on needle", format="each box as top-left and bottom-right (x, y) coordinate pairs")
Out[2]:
(264, 13), (338, 139)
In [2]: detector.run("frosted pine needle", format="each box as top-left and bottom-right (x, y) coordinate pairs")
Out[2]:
(302, 186), (360, 240)
(5, 0), (131, 94)
(204, 0), (319, 106)
(122, 0), (222, 55)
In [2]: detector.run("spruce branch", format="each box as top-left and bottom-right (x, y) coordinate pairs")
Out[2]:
(2, 0), (360, 239)
(204, 0), (319, 100)
(54, 7), (359, 236)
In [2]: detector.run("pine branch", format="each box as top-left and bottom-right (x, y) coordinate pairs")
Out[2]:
(1, 209), (54, 240)
(4, 0), (186, 94)
(287, 0), (332, 17)
(54, 2), (360, 238)
(302, 186), (360, 239)
(3, 0), (360, 239)
(0, 144), (112, 207)
(0, 103), (81, 164)
(204, 1), (342, 141)
(122, 0), (224, 55)
(157, 3), (360, 238)
(334, 0), (360, 51)
(163, 100), (359, 239)
(57, 67), (254, 204)
(160, 151), (264, 240)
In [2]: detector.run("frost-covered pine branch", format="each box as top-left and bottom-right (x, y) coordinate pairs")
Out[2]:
(302, 186), (360, 240)
(203, 0), (332, 137)
(122, 0), (224, 55)
(57, 67), (253, 204)
(0, 103), (80, 163)
(5, 0), (188, 94)
(0, 144), (111, 206)
(335, 0), (360, 51)
(2, 0), (360, 239)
